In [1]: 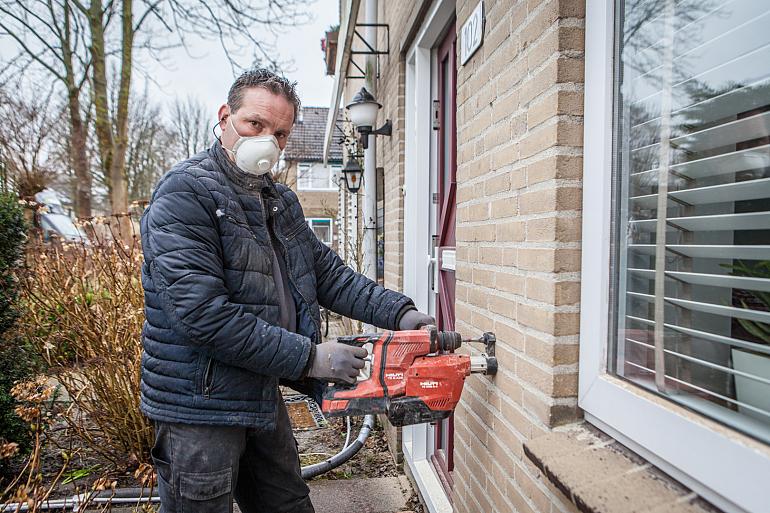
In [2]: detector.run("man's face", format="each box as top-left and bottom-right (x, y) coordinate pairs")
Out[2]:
(217, 87), (295, 153)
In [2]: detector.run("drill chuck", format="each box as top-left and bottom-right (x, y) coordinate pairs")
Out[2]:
(436, 331), (463, 352)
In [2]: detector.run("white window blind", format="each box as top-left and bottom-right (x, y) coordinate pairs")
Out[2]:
(308, 218), (332, 245)
(611, 0), (770, 444)
(297, 163), (339, 190)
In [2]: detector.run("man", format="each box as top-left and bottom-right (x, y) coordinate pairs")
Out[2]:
(139, 68), (433, 513)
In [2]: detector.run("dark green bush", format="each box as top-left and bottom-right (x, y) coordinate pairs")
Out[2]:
(0, 193), (26, 332)
(0, 193), (33, 461)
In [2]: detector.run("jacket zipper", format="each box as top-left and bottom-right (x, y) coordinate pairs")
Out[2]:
(258, 193), (323, 344)
(203, 357), (214, 399)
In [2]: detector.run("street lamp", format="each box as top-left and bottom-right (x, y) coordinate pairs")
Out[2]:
(346, 87), (392, 149)
(341, 158), (363, 194)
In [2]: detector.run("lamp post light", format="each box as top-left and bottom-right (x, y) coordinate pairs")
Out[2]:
(341, 158), (363, 194)
(345, 87), (391, 149)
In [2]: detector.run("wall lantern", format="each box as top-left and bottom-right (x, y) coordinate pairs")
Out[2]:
(345, 87), (392, 149)
(342, 158), (363, 193)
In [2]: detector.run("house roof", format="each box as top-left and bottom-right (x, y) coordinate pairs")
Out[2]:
(284, 106), (344, 163)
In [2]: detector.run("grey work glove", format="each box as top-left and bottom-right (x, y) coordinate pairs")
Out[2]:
(398, 309), (436, 330)
(306, 341), (368, 384)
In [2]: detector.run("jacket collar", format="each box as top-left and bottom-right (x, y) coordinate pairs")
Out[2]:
(210, 140), (278, 196)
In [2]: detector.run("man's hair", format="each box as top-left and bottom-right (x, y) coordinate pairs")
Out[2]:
(227, 68), (301, 122)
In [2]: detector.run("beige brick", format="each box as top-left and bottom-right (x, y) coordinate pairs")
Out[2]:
(471, 308), (495, 332)
(457, 224), (496, 242)
(556, 280), (581, 305)
(492, 90), (521, 124)
(473, 268), (495, 288)
(500, 396), (536, 441)
(525, 335), (580, 366)
(517, 357), (554, 395)
(518, 303), (555, 333)
(468, 201), (489, 221)
(505, 482), (543, 513)
(456, 262), (472, 282)
(491, 140), (520, 169)
(502, 248), (518, 266)
(489, 294), (517, 317)
(479, 246), (503, 265)
(554, 248), (582, 272)
(520, 122), (559, 159)
(557, 119), (584, 146)
(468, 286), (490, 310)
(494, 321), (526, 352)
(554, 311), (581, 336)
(521, 1), (559, 48)
(527, 93), (560, 130)
(491, 196), (519, 219)
(517, 464), (554, 513)
(485, 173), (512, 195)
(518, 248), (556, 271)
(526, 276), (556, 303)
(556, 215), (582, 242)
(527, 155), (583, 184)
(496, 271), (526, 296)
(496, 220), (526, 242)
(526, 216), (557, 242)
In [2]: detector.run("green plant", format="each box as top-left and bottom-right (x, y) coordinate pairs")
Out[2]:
(724, 260), (770, 344)
(0, 192), (34, 469)
(0, 192), (26, 332)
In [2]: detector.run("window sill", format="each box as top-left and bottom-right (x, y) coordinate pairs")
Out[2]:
(523, 423), (718, 513)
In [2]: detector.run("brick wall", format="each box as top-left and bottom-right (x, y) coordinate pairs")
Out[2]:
(452, 1), (585, 512)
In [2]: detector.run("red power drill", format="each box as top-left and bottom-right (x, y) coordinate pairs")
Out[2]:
(321, 327), (497, 426)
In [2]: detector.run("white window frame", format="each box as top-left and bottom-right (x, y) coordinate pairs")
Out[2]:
(580, 3), (770, 513)
(297, 162), (340, 191)
(306, 217), (333, 246)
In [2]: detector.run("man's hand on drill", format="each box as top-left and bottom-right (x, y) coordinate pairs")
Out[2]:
(398, 309), (435, 330)
(306, 342), (368, 384)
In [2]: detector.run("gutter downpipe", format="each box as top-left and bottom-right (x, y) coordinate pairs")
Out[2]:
(361, 0), (378, 284)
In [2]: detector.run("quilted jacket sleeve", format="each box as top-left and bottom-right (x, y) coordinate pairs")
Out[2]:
(309, 226), (415, 331)
(143, 170), (312, 381)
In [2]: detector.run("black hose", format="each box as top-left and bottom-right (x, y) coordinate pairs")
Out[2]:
(301, 414), (375, 479)
(0, 415), (375, 511)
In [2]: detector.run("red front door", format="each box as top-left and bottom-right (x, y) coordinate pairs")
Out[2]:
(432, 19), (457, 495)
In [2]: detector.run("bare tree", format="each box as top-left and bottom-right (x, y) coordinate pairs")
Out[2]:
(0, 0), (93, 216)
(124, 89), (179, 203)
(0, 86), (65, 199)
(170, 95), (211, 158)
(1, 0), (314, 222)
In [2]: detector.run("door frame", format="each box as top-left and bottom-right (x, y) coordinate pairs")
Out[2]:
(402, 0), (456, 512)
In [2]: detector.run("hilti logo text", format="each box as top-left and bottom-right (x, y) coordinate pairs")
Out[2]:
(385, 372), (403, 380)
(420, 381), (440, 389)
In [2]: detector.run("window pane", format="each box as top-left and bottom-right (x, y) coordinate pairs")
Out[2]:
(298, 164), (334, 190)
(310, 219), (332, 245)
(611, 0), (770, 445)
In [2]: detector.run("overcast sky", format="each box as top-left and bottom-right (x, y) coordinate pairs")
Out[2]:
(142, 0), (339, 121)
(1, 0), (338, 123)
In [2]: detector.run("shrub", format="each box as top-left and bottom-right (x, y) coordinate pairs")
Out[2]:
(0, 193), (26, 332)
(16, 216), (152, 465)
(0, 192), (36, 462)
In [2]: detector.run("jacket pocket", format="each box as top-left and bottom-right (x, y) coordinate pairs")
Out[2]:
(202, 358), (215, 399)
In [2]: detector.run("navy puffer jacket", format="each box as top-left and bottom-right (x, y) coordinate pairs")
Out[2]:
(139, 142), (413, 429)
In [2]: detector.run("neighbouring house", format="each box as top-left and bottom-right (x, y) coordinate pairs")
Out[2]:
(282, 106), (344, 250)
(323, 1), (770, 512)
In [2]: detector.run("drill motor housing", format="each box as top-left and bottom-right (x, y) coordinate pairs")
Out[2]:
(321, 327), (497, 427)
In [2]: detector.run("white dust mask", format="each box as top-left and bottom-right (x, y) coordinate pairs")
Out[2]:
(226, 116), (281, 175)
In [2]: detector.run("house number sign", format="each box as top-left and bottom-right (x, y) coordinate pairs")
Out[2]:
(460, 1), (484, 65)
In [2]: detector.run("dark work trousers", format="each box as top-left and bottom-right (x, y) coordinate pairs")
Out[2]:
(151, 395), (314, 513)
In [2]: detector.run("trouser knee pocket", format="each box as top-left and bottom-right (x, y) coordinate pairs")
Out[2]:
(179, 468), (232, 513)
